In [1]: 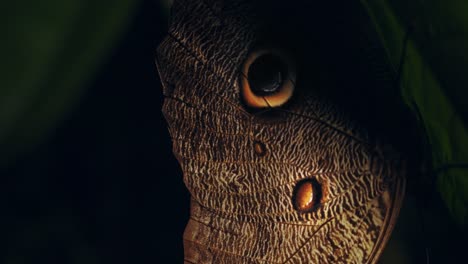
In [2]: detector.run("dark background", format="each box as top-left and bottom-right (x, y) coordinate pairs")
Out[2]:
(1, 1), (189, 263)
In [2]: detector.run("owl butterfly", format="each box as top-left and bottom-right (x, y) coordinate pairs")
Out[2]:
(156, 0), (421, 263)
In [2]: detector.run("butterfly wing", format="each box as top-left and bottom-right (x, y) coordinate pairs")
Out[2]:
(156, 0), (410, 263)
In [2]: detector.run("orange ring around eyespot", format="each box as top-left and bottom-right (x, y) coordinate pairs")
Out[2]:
(241, 49), (296, 108)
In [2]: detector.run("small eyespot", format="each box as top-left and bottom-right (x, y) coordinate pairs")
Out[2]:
(293, 178), (322, 213)
(241, 49), (296, 108)
(253, 140), (267, 156)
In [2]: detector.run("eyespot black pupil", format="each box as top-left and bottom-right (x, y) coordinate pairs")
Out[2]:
(247, 53), (288, 96)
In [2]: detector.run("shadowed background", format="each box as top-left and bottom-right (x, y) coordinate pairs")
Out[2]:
(1, 1), (189, 263)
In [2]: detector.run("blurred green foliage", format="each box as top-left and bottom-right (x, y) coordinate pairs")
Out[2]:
(0, 0), (140, 166)
(362, 0), (468, 229)
(0, 2), (178, 263)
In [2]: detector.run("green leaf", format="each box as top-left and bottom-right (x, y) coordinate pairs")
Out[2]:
(361, 0), (468, 228)
(0, 0), (139, 165)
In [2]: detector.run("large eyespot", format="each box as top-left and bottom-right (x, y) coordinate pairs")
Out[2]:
(241, 49), (296, 108)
